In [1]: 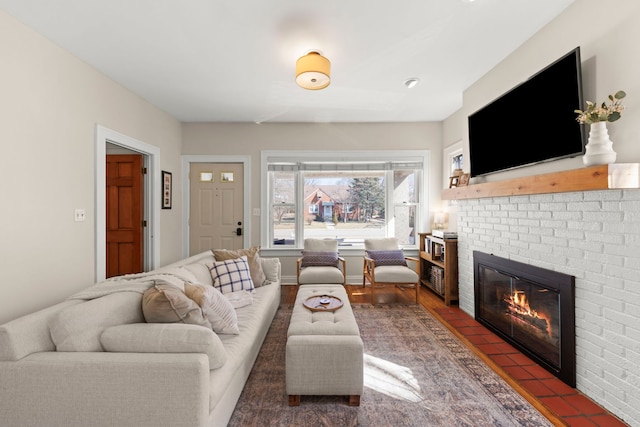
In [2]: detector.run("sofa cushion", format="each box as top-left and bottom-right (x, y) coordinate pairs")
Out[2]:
(364, 237), (400, 251)
(365, 249), (407, 266)
(300, 250), (339, 267)
(100, 323), (227, 370)
(181, 262), (214, 286)
(298, 266), (345, 284)
(50, 292), (144, 352)
(142, 283), (212, 329)
(207, 256), (255, 294)
(184, 283), (239, 335)
(304, 239), (338, 252)
(213, 246), (267, 287)
(225, 289), (253, 309)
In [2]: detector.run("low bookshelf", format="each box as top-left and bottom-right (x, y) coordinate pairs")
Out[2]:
(418, 232), (458, 306)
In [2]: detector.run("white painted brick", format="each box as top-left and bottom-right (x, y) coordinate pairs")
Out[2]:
(570, 238), (604, 253)
(567, 219), (601, 231)
(553, 192), (585, 202)
(553, 210), (583, 220)
(569, 201), (602, 211)
(621, 189), (640, 200)
(585, 190), (624, 201)
(584, 231), (625, 245)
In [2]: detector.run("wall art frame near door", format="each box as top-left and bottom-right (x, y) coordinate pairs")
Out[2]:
(162, 170), (172, 209)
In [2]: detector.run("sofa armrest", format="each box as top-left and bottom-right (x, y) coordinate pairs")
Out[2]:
(0, 351), (210, 427)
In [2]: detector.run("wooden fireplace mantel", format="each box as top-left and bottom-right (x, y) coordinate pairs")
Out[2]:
(442, 163), (640, 200)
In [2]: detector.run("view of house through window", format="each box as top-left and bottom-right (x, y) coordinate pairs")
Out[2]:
(265, 152), (426, 249)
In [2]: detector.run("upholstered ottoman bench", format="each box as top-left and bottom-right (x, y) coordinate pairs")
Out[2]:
(286, 284), (364, 406)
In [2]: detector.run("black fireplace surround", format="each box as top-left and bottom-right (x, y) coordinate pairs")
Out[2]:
(474, 251), (576, 387)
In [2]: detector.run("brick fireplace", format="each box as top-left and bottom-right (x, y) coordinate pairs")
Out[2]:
(449, 182), (640, 426)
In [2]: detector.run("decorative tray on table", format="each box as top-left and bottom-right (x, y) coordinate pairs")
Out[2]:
(303, 295), (344, 312)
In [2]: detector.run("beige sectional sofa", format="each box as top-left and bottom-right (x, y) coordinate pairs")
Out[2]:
(0, 250), (281, 427)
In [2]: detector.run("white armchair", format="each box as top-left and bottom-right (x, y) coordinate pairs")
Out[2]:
(362, 238), (420, 303)
(297, 239), (346, 286)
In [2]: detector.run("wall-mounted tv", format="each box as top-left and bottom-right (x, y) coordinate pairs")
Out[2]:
(468, 47), (585, 178)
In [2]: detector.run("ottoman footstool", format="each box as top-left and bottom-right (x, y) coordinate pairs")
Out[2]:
(286, 284), (364, 406)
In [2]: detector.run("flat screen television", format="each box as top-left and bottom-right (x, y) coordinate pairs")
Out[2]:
(468, 47), (585, 177)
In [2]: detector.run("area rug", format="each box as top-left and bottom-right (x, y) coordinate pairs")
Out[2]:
(228, 304), (554, 427)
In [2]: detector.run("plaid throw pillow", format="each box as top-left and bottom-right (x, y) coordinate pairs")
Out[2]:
(366, 250), (407, 266)
(300, 251), (339, 267)
(207, 256), (255, 294)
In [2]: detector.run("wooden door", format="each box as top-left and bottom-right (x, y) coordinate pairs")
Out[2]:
(106, 154), (144, 278)
(189, 163), (243, 255)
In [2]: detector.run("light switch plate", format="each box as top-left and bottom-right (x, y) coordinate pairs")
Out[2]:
(74, 209), (86, 222)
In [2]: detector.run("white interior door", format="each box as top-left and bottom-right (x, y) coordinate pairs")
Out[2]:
(189, 163), (244, 255)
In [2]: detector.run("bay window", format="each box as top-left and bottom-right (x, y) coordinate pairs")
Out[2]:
(262, 151), (429, 249)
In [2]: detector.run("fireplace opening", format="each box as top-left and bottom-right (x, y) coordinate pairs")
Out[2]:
(474, 251), (576, 387)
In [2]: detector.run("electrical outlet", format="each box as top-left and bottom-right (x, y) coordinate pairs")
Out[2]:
(74, 209), (86, 222)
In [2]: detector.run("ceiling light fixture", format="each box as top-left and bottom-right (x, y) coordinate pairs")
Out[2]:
(403, 78), (420, 89)
(296, 50), (331, 90)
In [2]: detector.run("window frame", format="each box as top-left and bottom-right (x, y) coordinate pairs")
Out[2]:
(260, 150), (430, 251)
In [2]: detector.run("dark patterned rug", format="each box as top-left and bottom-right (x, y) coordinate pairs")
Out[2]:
(228, 304), (553, 427)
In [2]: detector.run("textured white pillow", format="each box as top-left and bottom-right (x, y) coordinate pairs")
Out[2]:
(261, 257), (280, 283)
(206, 256), (255, 294)
(100, 323), (227, 370)
(184, 283), (239, 335)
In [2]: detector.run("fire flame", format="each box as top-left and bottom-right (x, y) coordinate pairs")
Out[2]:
(505, 290), (552, 337)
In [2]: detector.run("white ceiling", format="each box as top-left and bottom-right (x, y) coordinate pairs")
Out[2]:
(0, 0), (575, 123)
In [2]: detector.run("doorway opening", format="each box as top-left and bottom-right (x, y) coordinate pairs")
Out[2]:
(95, 125), (160, 282)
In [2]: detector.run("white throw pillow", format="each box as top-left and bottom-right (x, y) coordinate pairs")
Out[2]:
(184, 283), (239, 335)
(100, 323), (227, 370)
(206, 256), (255, 295)
(261, 257), (280, 283)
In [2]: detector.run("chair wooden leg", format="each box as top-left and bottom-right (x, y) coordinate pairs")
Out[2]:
(371, 281), (376, 304)
(289, 395), (300, 406)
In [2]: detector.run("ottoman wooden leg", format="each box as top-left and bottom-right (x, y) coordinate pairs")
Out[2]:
(289, 395), (300, 406)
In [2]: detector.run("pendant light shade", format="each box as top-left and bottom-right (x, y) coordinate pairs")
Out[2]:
(296, 51), (331, 90)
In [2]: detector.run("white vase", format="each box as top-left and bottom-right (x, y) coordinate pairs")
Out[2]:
(583, 121), (617, 166)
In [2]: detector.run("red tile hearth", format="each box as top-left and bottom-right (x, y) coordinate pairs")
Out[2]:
(433, 305), (628, 427)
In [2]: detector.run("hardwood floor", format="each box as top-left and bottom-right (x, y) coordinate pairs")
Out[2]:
(281, 283), (628, 427)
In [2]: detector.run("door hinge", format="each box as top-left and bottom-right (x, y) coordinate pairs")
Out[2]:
(142, 167), (147, 175)
(142, 220), (147, 227)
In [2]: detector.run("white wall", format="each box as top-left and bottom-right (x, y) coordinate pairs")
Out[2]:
(442, 1), (640, 424)
(443, 0), (640, 180)
(182, 122), (442, 282)
(0, 10), (183, 324)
